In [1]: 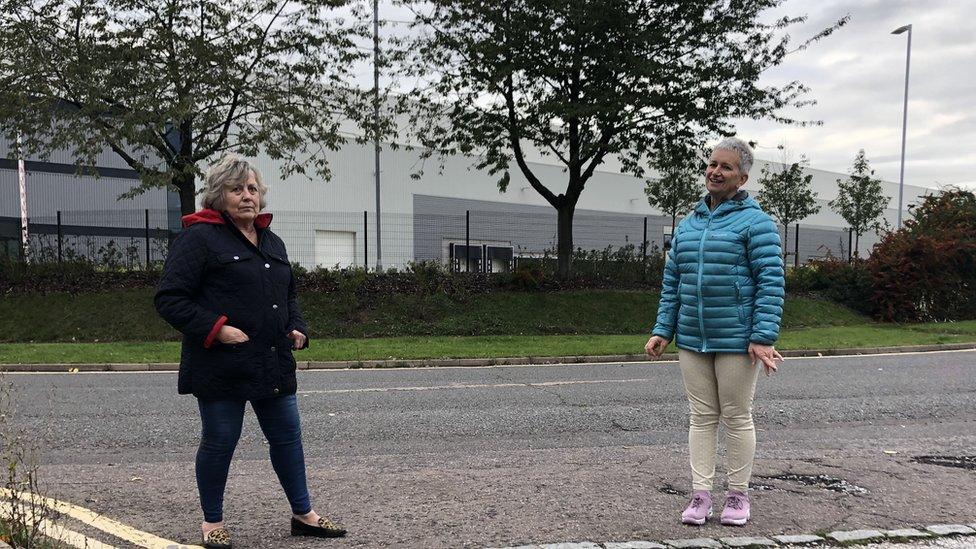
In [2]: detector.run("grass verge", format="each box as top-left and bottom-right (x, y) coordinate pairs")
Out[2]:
(2, 321), (976, 364)
(0, 289), (865, 342)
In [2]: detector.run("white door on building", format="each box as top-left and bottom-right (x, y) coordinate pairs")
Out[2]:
(315, 230), (357, 269)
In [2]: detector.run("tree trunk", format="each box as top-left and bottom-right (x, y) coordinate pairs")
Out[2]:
(175, 169), (196, 216)
(556, 203), (575, 280)
(783, 224), (789, 260)
(176, 121), (196, 216)
(854, 232), (860, 259)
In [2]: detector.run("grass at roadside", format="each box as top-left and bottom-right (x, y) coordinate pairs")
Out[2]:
(2, 321), (975, 364)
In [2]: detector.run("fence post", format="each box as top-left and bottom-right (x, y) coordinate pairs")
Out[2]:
(56, 210), (63, 265)
(794, 223), (800, 268)
(145, 209), (151, 270)
(465, 210), (470, 273)
(363, 210), (368, 270)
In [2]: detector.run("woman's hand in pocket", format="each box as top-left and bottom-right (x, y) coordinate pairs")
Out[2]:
(217, 325), (250, 344)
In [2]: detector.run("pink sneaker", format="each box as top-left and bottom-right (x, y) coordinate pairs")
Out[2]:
(720, 490), (751, 525)
(681, 490), (713, 525)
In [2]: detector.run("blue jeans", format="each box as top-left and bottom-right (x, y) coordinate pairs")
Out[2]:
(196, 394), (312, 522)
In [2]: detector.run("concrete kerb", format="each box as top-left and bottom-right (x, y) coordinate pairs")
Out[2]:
(489, 521), (976, 548)
(4, 342), (976, 373)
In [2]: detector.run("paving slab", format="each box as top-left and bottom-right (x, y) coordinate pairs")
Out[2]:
(604, 542), (668, 549)
(539, 544), (601, 549)
(885, 528), (931, 539)
(771, 534), (825, 545)
(662, 539), (723, 549)
(926, 524), (976, 536)
(719, 537), (777, 547)
(826, 529), (885, 544)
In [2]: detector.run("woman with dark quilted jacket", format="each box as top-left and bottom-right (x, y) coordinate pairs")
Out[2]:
(644, 137), (785, 527)
(155, 155), (345, 548)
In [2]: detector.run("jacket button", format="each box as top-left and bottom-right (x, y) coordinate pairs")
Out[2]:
(273, 388), (280, 394)
(233, 255), (239, 260)
(264, 263), (271, 268)
(271, 346), (277, 352)
(272, 304), (278, 309)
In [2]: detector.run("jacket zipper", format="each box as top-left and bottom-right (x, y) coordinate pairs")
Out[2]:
(697, 215), (711, 352)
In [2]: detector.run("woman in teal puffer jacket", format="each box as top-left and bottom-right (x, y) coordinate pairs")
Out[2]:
(645, 137), (785, 527)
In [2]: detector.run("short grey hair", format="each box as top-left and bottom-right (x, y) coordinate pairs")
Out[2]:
(712, 137), (754, 174)
(200, 154), (268, 211)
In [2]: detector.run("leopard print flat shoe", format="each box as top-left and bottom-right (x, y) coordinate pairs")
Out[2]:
(291, 516), (347, 538)
(202, 526), (232, 549)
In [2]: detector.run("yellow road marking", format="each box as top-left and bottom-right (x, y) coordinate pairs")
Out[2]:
(0, 501), (116, 549)
(1, 489), (201, 549)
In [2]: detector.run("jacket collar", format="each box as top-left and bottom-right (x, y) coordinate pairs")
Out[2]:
(181, 208), (273, 229)
(695, 190), (753, 217)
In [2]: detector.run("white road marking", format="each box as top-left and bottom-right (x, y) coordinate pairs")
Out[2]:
(299, 377), (666, 395)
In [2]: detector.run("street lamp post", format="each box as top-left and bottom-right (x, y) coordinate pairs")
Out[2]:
(892, 24), (912, 230)
(373, 0), (383, 271)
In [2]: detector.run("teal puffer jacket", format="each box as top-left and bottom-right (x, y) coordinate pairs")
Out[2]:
(652, 191), (784, 353)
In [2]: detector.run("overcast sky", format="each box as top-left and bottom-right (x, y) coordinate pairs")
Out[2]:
(732, 0), (975, 190)
(369, 0), (974, 190)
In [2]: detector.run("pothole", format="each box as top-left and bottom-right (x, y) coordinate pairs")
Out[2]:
(658, 483), (687, 496)
(758, 473), (868, 495)
(658, 482), (777, 495)
(913, 455), (976, 470)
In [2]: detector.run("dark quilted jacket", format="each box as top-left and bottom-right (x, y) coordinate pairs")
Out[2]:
(154, 209), (308, 401)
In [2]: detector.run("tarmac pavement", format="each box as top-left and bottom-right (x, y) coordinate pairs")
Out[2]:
(2, 349), (974, 548)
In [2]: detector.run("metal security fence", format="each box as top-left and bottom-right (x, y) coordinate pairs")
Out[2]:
(1, 208), (171, 268)
(2, 207), (866, 273)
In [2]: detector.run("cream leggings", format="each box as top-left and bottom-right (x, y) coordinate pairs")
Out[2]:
(677, 349), (761, 492)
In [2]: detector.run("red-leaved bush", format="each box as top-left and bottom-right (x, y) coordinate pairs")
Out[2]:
(868, 188), (976, 322)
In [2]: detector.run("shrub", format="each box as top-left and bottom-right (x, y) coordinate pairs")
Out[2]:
(868, 187), (976, 322)
(786, 258), (873, 315)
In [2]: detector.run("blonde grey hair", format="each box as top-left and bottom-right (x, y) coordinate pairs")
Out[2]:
(200, 154), (268, 211)
(712, 137), (754, 174)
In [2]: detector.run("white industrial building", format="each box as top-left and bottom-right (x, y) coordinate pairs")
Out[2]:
(1, 131), (934, 270)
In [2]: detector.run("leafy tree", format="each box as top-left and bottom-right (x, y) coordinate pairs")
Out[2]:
(755, 154), (821, 261)
(829, 150), (891, 257)
(644, 141), (703, 235)
(0, 0), (367, 215)
(399, 0), (846, 278)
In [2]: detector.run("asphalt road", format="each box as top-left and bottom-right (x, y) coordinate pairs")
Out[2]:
(3, 350), (975, 548)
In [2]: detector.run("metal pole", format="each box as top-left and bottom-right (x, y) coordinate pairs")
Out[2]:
(642, 216), (647, 277)
(145, 209), (151, 269)
(794, 223), (800, 268)
(373, 0), (382, 270)
(895, 25), (912, 230)
(465, 210), (470, 273)
(16, 135), (29, 262)
(364, 210), (368, 270)
(57, 210), (63, 264)
(848, 228), (853, 261)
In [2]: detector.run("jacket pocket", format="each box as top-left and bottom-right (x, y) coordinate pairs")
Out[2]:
(733, 279), (746, 325)
(220, 340), (262, 382)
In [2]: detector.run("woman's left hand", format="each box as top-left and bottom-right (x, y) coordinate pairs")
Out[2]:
(287, 330), (307, 350)
(748, 343), (783, 376)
